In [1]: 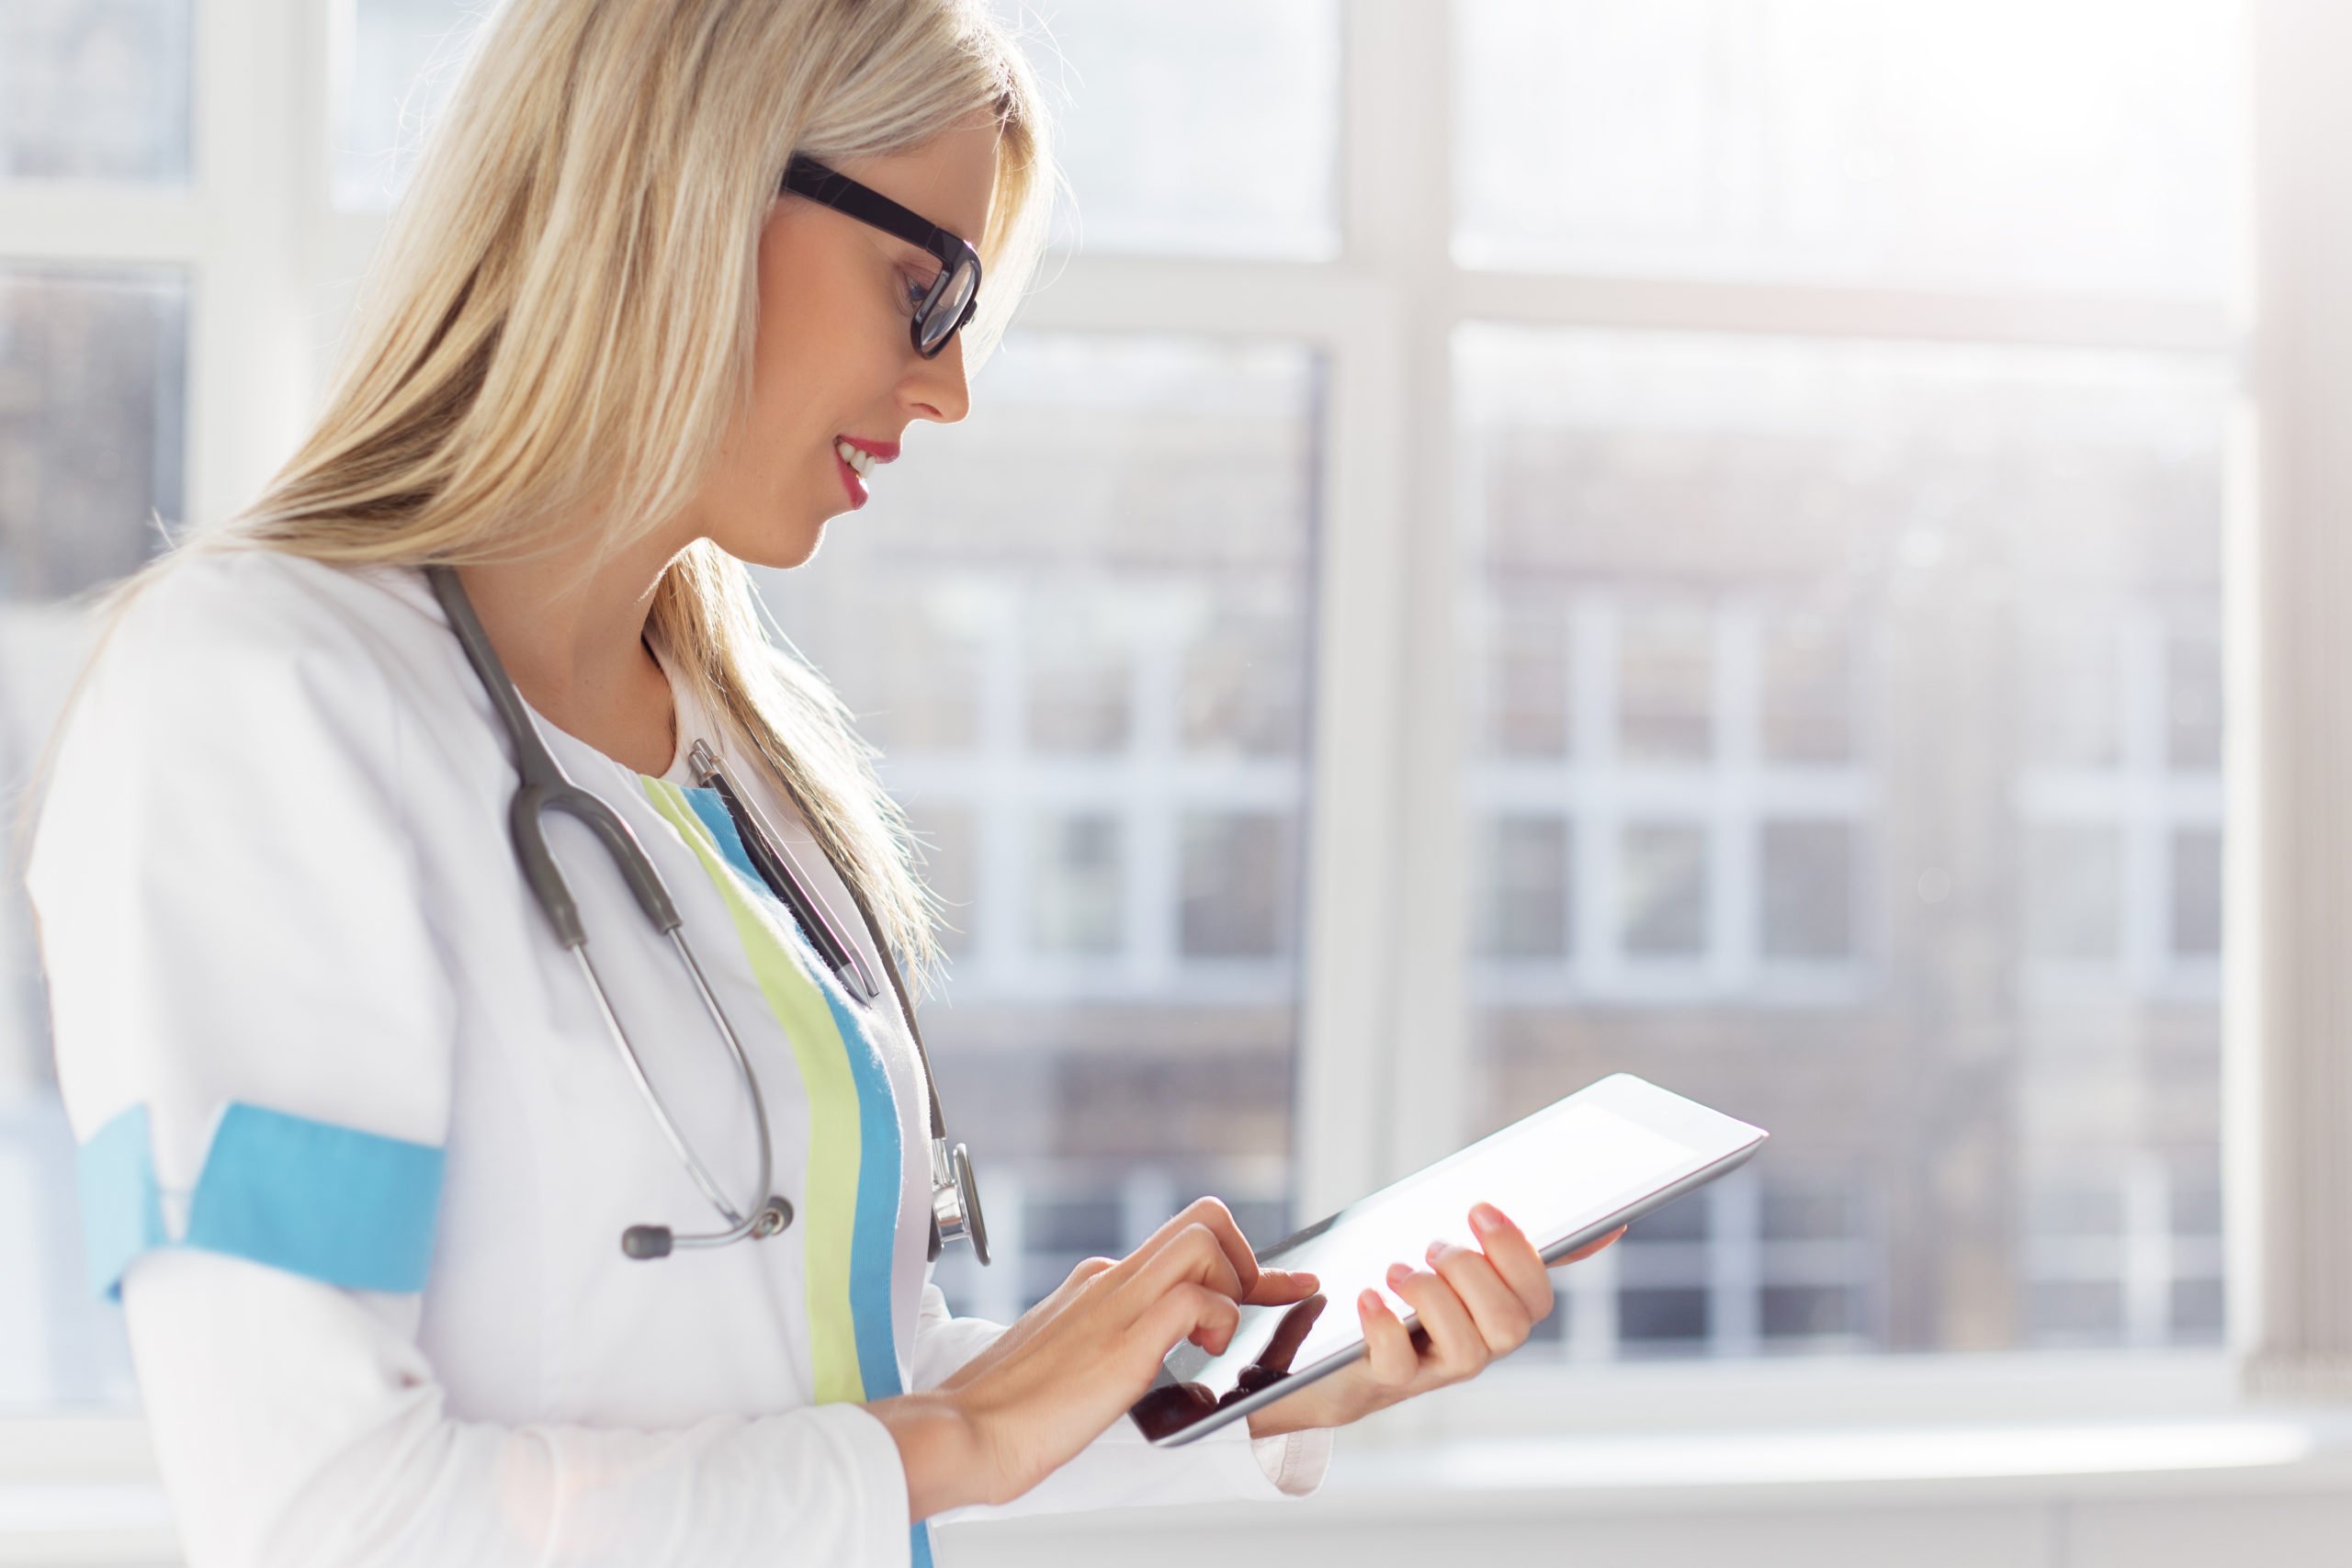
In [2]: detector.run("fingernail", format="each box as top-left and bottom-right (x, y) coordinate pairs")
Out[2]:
(1426, 1239), (1447, 1263)
(1386, 1261), (1413, 1287)
(1359, 1289), (1384, 1314)
(1471, 1203), (1504, 1231)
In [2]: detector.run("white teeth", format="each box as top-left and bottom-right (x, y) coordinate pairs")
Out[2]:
(834, 439), (876, 479)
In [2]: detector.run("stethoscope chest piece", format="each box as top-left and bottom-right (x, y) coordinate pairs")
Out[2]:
(931, 1138), (989, 1266)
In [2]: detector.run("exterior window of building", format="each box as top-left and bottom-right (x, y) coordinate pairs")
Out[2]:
(1468, 589), (1871, 1007)
(761, 334), (1319, 1322)
(2016, 607), (2226, 1000)
(2022, 1154), (2226, 1347)
(1462, 325), (2231, 1357)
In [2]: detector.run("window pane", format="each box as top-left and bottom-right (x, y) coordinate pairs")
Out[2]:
(1761, 609), (1855, 763)
(1454, 0), (2245, 300)
(2, 0), (191, 182)
(1475, 590), (1573, 758)
(0, 269), (187, 601)
(334, 0), (482, 209)
(1178, 811), (1292, 959)
(1619, 1286), (1709, 1346)
(0, 267), (185, 1409)
(760, 333), (1317, 1321)
(1621, 822), (1708, 958)
(1462, 324), (2230, 1361)
(339, 1), (1346, 243)
(1618, 603), (1713, 762)
(1476, 814), (1570, 961)
(1181, 596), (1306, 756)
(2166, 626), (2224, 771)
(1763, 1284), (1857, 1338)
(910, 804), (979, 960)
(1026, 598), (1131, 753)
(2022, 824), (2122, 964)
(1760, 820), (1855, 962)
(997, 0), (1340, 259)
(2022, 621), (2126, 770)
(2171, 826), (2222, 961)
(1031, 811), (1123, 955)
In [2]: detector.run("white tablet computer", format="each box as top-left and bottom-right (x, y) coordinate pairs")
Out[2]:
(1129, 1073), (1767, 1446)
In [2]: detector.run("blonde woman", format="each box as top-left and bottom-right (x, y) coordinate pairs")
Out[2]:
(18, 3), (1614, 1562)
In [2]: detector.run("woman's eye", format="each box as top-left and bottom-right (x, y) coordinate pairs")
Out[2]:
(903, 275), (933, 313)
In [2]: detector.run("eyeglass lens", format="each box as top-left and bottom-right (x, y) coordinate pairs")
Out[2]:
(917, 259), (979, 355)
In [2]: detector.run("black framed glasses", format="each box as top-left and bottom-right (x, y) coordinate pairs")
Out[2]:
(780, 154), (983, 359)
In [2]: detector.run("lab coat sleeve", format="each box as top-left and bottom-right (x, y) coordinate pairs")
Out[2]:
(907, 1280), (1332, 1520)
(119, 1247), (919, 1568)
(28, 555), (924, 1568)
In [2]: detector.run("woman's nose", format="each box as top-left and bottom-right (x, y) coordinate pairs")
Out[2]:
(899, 333), (972, 425)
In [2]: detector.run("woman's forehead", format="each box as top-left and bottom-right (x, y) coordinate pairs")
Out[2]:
(840, 121), (1001, 242)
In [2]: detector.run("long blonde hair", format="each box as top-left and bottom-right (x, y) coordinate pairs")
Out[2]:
(12, 0), (1060, 994)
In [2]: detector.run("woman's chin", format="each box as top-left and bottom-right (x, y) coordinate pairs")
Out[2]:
(728, 518), (828, 571)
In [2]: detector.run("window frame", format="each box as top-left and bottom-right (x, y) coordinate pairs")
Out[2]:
(0, 0), (2286, 1475)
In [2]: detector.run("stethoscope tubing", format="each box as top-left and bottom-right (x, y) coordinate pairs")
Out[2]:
(424, 561), (980, 1263)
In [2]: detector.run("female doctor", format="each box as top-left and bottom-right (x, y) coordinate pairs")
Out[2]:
(20, 3), (1621, 1563)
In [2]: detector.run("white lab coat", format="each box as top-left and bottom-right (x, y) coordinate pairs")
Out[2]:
(27, 547), (1327, 1568)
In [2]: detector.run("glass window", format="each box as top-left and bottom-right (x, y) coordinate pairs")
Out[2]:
(1030, 811), (1124, 956)
(2171, 826), (2223, 961)
(1617, 603), (1713, 763)
(760, 333), (1319, 1317)
(0, 269), (187, 601)
(1178, 811), (1293, 960)
(1621, 821), (1708, 958)
(2021, 1157), (2222, 1348)
(1760, 609), (1855, 764)
(1476, 814), (1571, 962)
(2022, 621), (2127, 772)
(1, 0), (191, 182)
(1760, 819), (1855, 963)
(997, 0), (1341, 259)
(1462, 323), (2230, 1359)
(0, 266), (186, 1409)
(1181, 597), (1306, 757)
(1476, 591), (1574, 759)
(1454, 0), (2245, 300)
(2022, 824), (2123, 964)
(341, 0), (1344, 243)
(334, 0), (484, 209)
(2165, 626), (2225, 771)
(1026, 600), (1132, 754)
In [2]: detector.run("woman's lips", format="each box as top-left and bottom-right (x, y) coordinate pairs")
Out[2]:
(832, 435), (895, 510)
(834, 449), (868, 509)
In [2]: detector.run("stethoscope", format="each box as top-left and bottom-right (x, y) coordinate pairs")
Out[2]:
(425, 563), (989, 1267)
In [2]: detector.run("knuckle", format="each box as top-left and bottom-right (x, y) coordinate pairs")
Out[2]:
(1180, 1224), (1224, 1262)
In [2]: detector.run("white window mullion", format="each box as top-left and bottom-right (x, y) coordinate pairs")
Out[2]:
(0, 186), (198, 265)
(1339, 0), (1471, 1192)
(187, 0), (320, 531)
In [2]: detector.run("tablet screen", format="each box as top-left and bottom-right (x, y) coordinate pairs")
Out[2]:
(1133, 1089), (1743, 1442)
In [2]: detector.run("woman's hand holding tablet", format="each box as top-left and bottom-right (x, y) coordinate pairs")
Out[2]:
(1129, 1073), (1769, 1445)
(1238, 1205), (1626, 1439)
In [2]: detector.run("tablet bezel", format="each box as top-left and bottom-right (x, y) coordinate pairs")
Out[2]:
(1130, 1073), (1768, 1447)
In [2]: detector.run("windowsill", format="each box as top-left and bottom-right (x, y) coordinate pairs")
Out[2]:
(935, 1409), (2352, 1548)
(1310, 1412), (2352, 1519)
(9, 1359), (2350, 1557)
